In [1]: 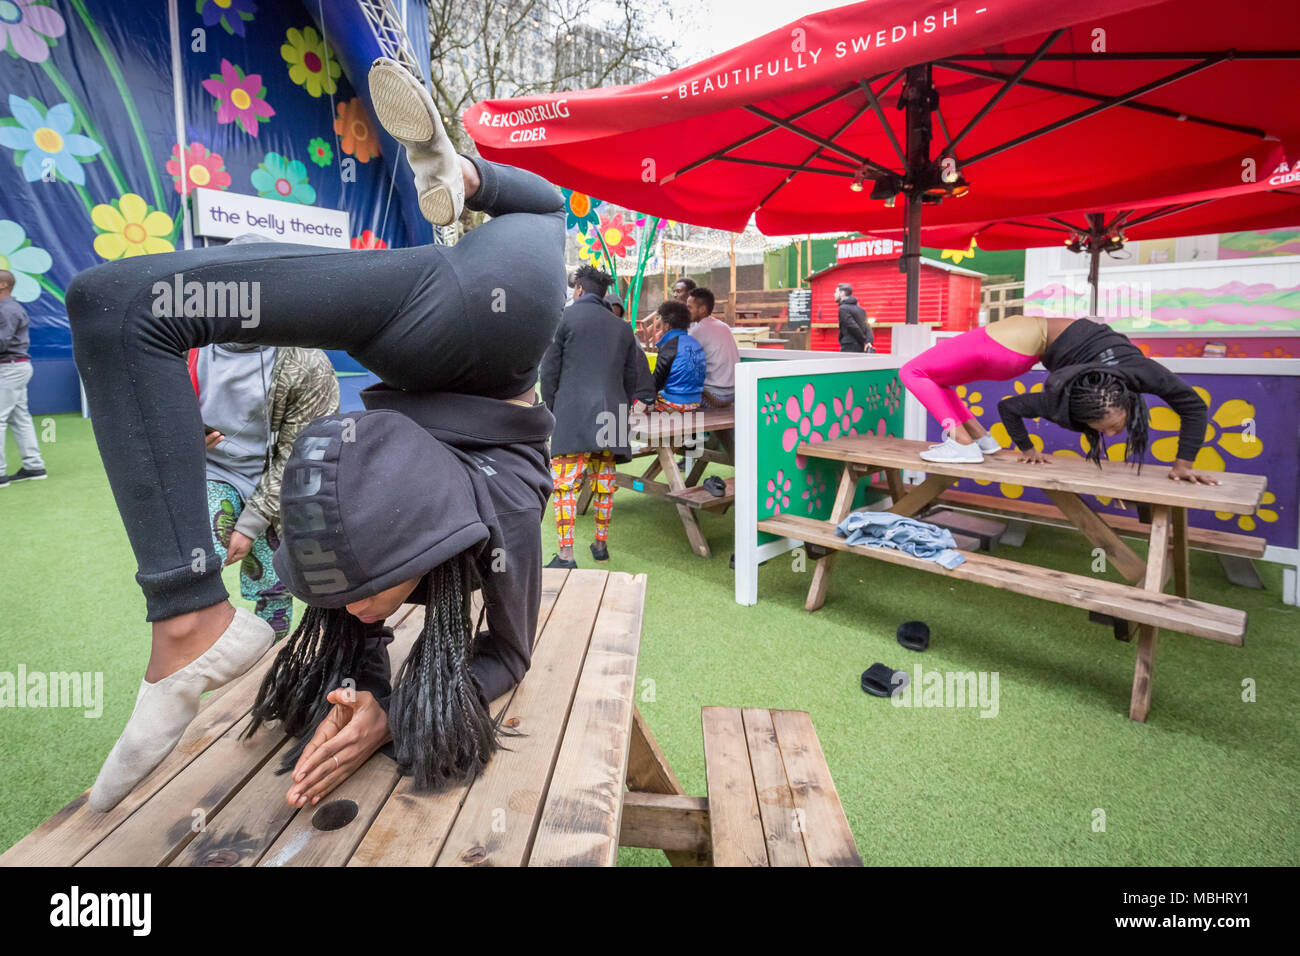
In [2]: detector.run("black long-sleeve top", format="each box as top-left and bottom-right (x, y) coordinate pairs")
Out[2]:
(997, 319), (1207, 462)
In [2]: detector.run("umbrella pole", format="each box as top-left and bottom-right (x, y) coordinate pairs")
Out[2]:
(901, 64), (935, 326)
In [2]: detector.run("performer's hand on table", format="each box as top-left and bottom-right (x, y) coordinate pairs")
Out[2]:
(286, 688), (392, 808)
(1169, 459), (1221, 485)
(1018, 449), (1053, 464)
(223, 531), (253, 567)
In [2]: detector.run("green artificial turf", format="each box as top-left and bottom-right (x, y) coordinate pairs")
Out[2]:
(2, 415), (1297, 865)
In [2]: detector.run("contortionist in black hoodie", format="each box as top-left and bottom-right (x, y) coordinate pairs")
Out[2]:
(65, 58), (566, 811)
(249, 394), (553, 805)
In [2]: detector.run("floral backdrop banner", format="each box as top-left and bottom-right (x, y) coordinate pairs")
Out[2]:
(756, 369), (905, 546)
(0, 0), (417, 412)
(923, 369), (1299, 552)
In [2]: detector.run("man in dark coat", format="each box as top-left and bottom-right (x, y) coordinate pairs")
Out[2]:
(539, 265), (654, 567)
(836, 283), (873, 352)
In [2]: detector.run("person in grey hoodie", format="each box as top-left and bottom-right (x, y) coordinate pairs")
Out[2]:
(251, 390), (554, 807)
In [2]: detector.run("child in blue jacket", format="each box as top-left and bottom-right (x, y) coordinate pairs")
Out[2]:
(652, 300), (707, 410)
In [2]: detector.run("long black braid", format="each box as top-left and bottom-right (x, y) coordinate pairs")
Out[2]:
(244, 603), (373, 750)
(389, 552), (502, 791)
(1067, 370), (1149, 471)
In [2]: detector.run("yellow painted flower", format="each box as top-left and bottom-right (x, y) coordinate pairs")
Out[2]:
(1010, 379), (1044, 396)
(1053, 434), (1128, 506)
(1216, 491), (1279, 532)
(976, 424), (1040, 499)
(281, 27), (340, 98)
(1147, 387), (1260, 472)
(91, 193), (174, 259)
(940, 238), (978, 265)
(956, 385), (983, 417)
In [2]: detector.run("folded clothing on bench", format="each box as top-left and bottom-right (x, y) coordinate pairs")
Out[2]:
(834, 512), (967, 570)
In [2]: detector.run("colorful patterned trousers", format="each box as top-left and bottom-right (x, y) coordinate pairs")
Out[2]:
(551, 451), (617, 548)
(206, 480), (293, 641)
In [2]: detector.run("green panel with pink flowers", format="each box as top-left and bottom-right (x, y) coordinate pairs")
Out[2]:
(756, 369), (904, 545)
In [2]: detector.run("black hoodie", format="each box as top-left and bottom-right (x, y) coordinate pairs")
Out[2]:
(838, 295), (872, 351)
(997, 319), (1207, 462)
(274, 387), (554, 707)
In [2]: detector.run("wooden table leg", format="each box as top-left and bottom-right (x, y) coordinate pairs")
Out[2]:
(684, 456), (709, 486)
(1046, 490), (1148, 584)
(661, 446), (711, 558)
(1130, 505), (1172, 723)
(1171, 506), (1190, 599)
(884, 467), (906, 505)
(624, 708), (710, 866)
(642, 455), (664, 483)
(806, 464), (861, 612)
(888, 473), (958, 518)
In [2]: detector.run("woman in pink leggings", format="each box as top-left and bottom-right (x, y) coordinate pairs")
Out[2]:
(899, 315), (1220, 486)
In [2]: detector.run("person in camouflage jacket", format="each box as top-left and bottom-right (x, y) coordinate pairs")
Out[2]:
(194, 345), (339, 640)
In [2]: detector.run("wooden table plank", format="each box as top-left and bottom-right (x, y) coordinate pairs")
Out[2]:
(801, 435), (1266, 514)
(172, 611), (425, 867)
(350, 569), (576, 867)
(701, 706), (769, 867)
(619, 792), (710, 853)
(528, 572), (647, 867)
(741, 708), (809, 867)
(770, 710), (862, 867)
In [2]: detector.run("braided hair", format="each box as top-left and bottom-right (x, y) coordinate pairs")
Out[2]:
(245, 550), (502, 789)
(1067, 370), (1149, 470)
(389, 552), (501, 791)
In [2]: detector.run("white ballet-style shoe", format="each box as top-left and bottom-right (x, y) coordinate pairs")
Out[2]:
(88, 607), (272, 812)
(367, 57), (464, 226)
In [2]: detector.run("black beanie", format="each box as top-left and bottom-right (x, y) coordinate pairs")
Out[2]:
(272, 409), (490, 608)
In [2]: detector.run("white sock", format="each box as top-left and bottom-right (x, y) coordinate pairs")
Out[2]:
(88, 607), (272, 812)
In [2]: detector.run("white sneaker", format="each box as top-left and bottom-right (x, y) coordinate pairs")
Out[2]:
(919, 437), (985, 463)
(976, 435), (1001, 454)
(367, 57), (464, 226)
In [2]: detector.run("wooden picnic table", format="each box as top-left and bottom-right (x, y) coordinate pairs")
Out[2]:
(579, 405), (737, 559)
(758, 435), (1267, 722)
(0, 569), (686, 867)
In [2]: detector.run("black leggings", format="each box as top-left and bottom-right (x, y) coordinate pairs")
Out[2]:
(68, 158), (565, 621)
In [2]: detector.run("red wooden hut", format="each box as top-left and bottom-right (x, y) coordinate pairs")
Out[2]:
(806, 236), (983, 352)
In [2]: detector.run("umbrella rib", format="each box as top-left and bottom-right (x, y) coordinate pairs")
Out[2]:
(856, 78), (905, 166)
(744, 104), (895, 178)
(755, 100), (875, 211)
(937, 61), (1266, 139)
(715, 156), (856, 178)
(943, 29), (1066, 158)
(664, 82), (865, 183)
(1122, 200), (1214, 229)
(1005, 220), (1072, 234)
(961, 54), (1234, 168)
(942, 50), (1300, 61)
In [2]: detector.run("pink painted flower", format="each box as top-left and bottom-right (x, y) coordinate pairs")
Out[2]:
(165, 142), (231, 195)
(827, 386), (864, 440)
(801, 473), (828, 514)
(782, 382), (827, 454)
(765, 470), (792, 515)
(202, 59), (274, 137)
(0, 0), (66, 64)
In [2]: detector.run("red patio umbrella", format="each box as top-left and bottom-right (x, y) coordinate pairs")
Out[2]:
(466, 0), (1300, 324)
(876, 167), (1300, 311)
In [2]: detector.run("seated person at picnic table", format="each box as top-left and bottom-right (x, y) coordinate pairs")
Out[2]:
(686, 286), (740, 408)
(900, 314), (1219, 484)
(652, 300), (708, 411)
(636, 277), (695, 347)
(66, 57), (566, 811)
(246, 399), (552, 807)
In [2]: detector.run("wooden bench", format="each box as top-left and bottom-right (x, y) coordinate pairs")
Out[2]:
(619, 707), (862, 867)
(1, 569), (697, 868)
(758, 435), (1267, 722)
(669, 477), (735, 512)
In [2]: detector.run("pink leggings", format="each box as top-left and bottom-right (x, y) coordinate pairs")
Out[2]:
(900, 327), (1040, 430)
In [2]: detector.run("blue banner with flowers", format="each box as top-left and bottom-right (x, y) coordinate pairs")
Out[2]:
(0, 0), (420, 412)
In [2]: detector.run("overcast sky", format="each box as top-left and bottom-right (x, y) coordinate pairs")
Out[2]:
(662, 0), (847, 66)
